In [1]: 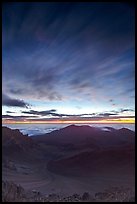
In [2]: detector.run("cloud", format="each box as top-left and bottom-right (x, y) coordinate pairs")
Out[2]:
(2, 115), (38, 119)
(98, 113), (118, 117)
(22, 109), (57, 116)
(120, 108), (134, 112)
(2, 3), (135, 104)
(19, 109), (133, 119)
(2, 114), (134, 122)
(21, 109), (93, 117)
(2, 94), (29, 108)
(2, 100), (135, 122)
(2, 1), (135, 122)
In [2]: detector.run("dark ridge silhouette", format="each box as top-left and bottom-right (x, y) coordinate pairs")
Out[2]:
(118, 127), (135, 134)
(32, 124), (135, 146)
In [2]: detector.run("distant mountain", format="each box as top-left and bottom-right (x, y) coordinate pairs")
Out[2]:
(33, 124), (135, 177)
(2, 125), (135, 174)
(32, 124), (135, 147)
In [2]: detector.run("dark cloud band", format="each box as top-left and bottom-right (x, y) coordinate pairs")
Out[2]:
(2, 94), (29, 108)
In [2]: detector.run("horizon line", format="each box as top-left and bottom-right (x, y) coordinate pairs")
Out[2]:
(2, 121), (135, 125)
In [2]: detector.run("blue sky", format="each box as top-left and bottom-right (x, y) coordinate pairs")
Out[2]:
(2, 2), (135, 123)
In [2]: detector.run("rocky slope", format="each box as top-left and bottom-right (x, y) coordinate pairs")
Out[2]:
(2, 180), (135, 202)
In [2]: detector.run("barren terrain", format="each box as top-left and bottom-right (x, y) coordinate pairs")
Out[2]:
(2, 125), (135, 202)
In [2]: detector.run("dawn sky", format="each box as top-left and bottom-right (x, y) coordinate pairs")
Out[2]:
(2, 2), (135, 123)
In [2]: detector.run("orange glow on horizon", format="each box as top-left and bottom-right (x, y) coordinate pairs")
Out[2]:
(2, 118), (135, 124)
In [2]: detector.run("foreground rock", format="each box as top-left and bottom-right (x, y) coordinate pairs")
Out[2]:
(2, 180), (26, 202)
(2, 180), (135, 202)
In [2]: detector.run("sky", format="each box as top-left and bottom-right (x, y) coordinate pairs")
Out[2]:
(2, 2), (135, 124)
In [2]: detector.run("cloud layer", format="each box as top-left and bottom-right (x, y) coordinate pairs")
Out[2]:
(2, 108), (134, 123)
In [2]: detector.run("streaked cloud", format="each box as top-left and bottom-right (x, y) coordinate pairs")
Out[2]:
(2, 3), (135, 123)
(2, 108), (135, 123)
